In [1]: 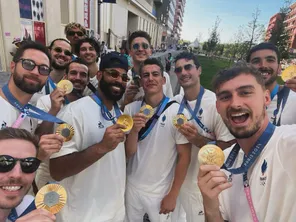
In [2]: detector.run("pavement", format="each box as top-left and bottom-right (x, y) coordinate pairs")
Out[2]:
(0, 71), (10, 88)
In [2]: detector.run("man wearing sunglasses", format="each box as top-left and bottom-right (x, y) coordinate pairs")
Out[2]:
(50, 52), (128, 222)
(34, 58), (89, 189)
(0, 127), (56, 221)
(64, 22), (86, 54)
(75, 38), (101, 96)
(173, 52), (235, 222)
(124, 58), (191, 222)
(30, 38), (72, 106)
(121, 31), (173, 110)
(0, 41), (64, 162)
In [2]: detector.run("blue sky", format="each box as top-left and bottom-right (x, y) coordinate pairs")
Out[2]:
(181, 0), (294, 43)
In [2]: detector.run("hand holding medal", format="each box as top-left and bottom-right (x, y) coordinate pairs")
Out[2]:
(35, 184), (67, 214)
(198, 144), (225, 167)
(173, 114), (188, 128)
(57, 80), (73, 94)
(116, 114), (134, 133)
(55, 123), (75, 142)
(281, 65), (296, 82)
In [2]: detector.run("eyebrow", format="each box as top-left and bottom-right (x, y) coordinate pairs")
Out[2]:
(217, 85), (255, 97)
(251, 55), (276, 62)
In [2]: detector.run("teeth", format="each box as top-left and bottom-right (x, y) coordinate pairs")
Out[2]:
(112, 86), (120, 90)
(1, 186), (21, 191)
(261, 72), (269, 76)
(231, 113), (246, 117)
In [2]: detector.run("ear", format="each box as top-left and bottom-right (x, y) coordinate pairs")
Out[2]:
(162, 74), (166, 86)
(198, 66), (202, 77)
(264, 88), (271, 107)
(96, 70), (102, 82)
(63, 74), (67, 80)
(10, 61), (16, 74)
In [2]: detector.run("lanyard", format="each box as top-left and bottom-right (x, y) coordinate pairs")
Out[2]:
(270, 84), (279, 101)
(223, 123), (275, 222)
(272, 86), (290, 126)
(45, 77), (70, 105)
(7, 199), (36, 222)
(2, 84), (64, 128)
(91, 94), (121, 124)
(139, 96), (170, 141)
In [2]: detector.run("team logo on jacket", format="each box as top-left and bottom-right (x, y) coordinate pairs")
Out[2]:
(98, 121), (104, 129)
(260, 159), (267, 186)
(198, 108), (203, 120)
(160, 114), (166, 127)
(1, 121), (7, 129)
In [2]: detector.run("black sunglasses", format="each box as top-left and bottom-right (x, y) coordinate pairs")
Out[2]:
(132, 43), (149, 51)
(0, 155), (40, 174)
(53, 47), (72, 57)
(174, 64), (196, 74)
(67, 31), (84, 37)
(17, 58), (51, 76)
(104, 70), (130, 82)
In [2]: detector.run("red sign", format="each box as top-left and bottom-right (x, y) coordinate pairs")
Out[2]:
(84, 0), (90, 28)
(34, 21), (46, 45)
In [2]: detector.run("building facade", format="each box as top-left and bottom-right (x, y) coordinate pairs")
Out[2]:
(173, 0), (185, 41)
(0, 0), (165, 72)
(265, 13), (284, 42)
(284, 2), (296, 49)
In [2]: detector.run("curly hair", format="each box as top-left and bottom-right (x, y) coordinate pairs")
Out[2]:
(64, 22), (86, 35)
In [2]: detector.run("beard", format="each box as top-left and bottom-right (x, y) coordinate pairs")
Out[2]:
(13, 71), (43, 94)
(52, 59), (68, 70)
(99, 76), (125, 102)
(225, 105), (265, 139)
(258, 67), (278, 87)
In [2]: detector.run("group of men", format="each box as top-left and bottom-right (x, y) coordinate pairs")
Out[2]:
(0, 20), (296, 222)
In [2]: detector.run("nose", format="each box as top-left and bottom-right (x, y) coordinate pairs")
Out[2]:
(230, 93), (243, 109)
(30, 65), (40, 76)
(8, 162), (23, 180)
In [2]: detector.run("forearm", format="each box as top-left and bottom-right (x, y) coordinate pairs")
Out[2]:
(125, 131), (138, 158)
(194, 135), (235, 150)
(205, 208), (224, 222)
(50, 143), (106, 181)
(169, 150), (191, 196)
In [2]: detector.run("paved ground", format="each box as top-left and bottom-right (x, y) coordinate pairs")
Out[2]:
(0, 71), (10, 88)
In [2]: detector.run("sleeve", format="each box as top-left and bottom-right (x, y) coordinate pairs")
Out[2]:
(173, 106), (189, 145)
(36, 96), (51, 124)
(50, 107), (83, 159)
(164, 72), (174, 98)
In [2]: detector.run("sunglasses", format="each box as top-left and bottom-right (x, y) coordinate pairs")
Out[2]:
(132, 43), (149, 51)
(174, 64), (196, 74)
(17, 59), (51, 76)
(104, 70), (130, 82)
(53, 47), (72, 57)
(67, 31), (84, 37)
(0, 155), (40, 174)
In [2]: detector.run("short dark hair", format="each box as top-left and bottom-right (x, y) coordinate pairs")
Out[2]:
(246, 42), (280, 64)
(212, 63), (265, 92)
(128, 31), (151, 50)
(75, 37), (100, 56)
(174, 52), (200, 68)
(13, 41), (51, 64)
(139, 58), (164, 76)
(0, 127), (39, 152)
(48, 38), (71, 50)
(65, 58), (89, 77)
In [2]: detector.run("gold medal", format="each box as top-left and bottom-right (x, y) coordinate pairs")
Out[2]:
(281, 65), (296, 82)
(173, 114), (187, 128)
(117, 114), (133, 132)
(139, 105), (154, 119)
(55, 123), (74, 142)
(35, 183), (67, 214)
(57, 80), (73, 94)
(198, 144), (225, 167)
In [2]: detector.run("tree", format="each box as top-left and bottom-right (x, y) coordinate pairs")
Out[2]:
(268, 0), (291, 59)
(245, 8), (265, 52)
(205, 17), (221, 54)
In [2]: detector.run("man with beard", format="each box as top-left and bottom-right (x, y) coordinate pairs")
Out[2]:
(64, 22), (86, 55)
(124, 58), (191, 222)
(0, 41), (63, 162)
(198, 64), (296, 222)
(0, 127), (56, 222)
(172, 52), (235, 222)
(75, 37), (100, 96)
(246, 42), (296, 125)
(121, 31), (173, 110)
(30, 38), (72, 105)
(34, 59), (89, 189)
(50, 52), (128, 222)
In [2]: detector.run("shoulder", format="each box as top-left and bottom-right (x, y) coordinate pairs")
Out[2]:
(173, 94), (183, 103)
(125, 100), (141, 112)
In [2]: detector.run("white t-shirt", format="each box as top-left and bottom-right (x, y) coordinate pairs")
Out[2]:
(50, 96), (126, 222)
(124, 100), (189, 195)
(0, 96), (37, 133)
(174, 90), (234, 190)
(125, 70), (174, 101)
(83, 75), (98, 96)
(30, 82), (56, 106)
(267, 88), (296, 125)
(219, 125), (296, 222)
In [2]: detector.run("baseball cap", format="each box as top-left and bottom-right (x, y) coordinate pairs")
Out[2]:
(100, 52), (129, 72)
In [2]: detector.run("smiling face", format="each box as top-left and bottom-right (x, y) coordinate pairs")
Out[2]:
(175, 58), (201, 89)
(216, 73), (270, 139)
(66, 62), (89, 93)
(78, 42), (97, 65)
(10, 49), (50, 94)
(50, 40), (72, 70)
(129, 37), (152, 64)
(249, 49), (281, 87)
(140, 64), (165, 96)
(0, 139), (36, 209)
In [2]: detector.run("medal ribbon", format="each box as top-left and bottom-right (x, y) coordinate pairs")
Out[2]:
(139, 96), (170, 141)
(7, 199), (36, 222)
(91, 93), (121, 124)
(2, 84), (64, 128)
(272, 86), (290, 126)
(45, 77), (70, 104)
(270, 84), (279, 101)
